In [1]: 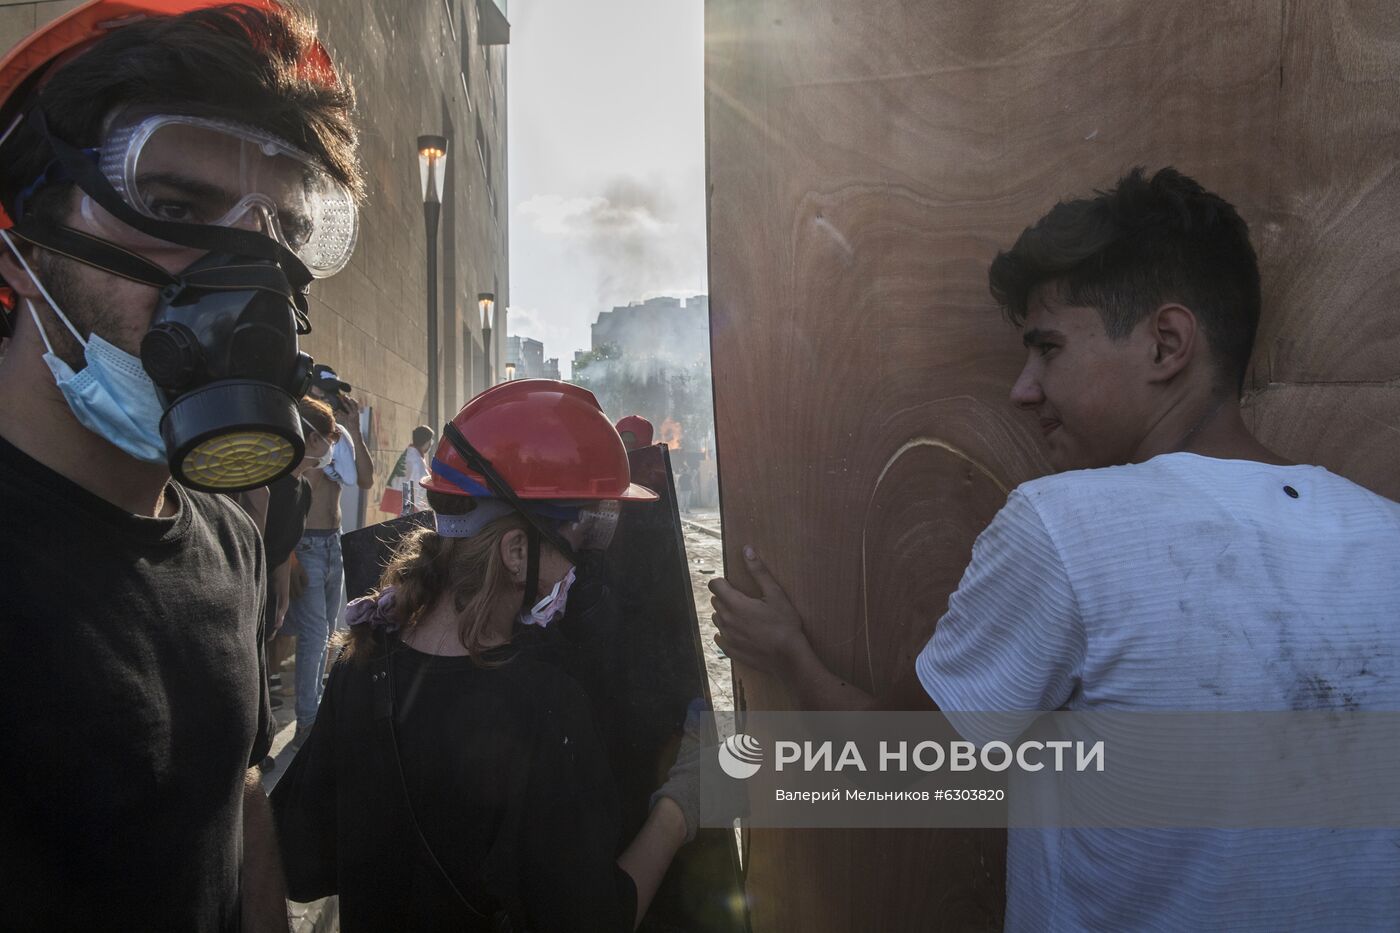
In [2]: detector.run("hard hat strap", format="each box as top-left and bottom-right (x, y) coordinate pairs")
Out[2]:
(442, 419), (578, 562)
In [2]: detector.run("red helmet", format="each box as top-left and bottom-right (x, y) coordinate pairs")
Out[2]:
(614, 414), (654, 450)
(423, 379), (657, 502)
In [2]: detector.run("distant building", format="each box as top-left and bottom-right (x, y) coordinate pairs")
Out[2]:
(506, 335), (560, 380)
(590, 295), (709, 363)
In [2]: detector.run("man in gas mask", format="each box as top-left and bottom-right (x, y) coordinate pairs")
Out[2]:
(0, 1), (361, 928)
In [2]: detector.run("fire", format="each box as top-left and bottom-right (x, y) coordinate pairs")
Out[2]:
(660, 417), (683, 450)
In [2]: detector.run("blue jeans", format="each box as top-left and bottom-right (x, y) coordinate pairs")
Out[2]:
(287, 529), (344, 730)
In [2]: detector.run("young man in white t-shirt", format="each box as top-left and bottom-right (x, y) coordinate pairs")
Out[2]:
(709, 167), (1400, 930)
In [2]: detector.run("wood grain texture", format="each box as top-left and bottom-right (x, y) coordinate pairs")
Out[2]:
(705, 2), (1400, 930)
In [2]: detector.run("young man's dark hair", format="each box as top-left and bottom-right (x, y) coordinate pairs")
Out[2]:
(412, 424), (436, 449)
(0, 2), (363, 221)
(987, 167), (1260, 393)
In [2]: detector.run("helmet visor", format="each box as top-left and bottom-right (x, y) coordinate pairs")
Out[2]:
(95, 112), (357, 277)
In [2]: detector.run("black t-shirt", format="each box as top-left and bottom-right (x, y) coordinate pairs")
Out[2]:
(262, 472), (312, 571)
(272, 628), (638, 932)
(0, 433), (270, 932)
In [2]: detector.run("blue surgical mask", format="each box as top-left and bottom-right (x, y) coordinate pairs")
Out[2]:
(2, 229), (167, 464)
(26, 299), (167, 464)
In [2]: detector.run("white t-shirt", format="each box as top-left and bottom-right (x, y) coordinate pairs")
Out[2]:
(404, 446), (428, 487)
(323, 432), (358, 488)
(403, 446), (428, 511)
(916, 453), (1400, 931)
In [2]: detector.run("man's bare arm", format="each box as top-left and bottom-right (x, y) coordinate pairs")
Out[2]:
(340, 396), (375, 490)
(270, 561), (292, 633)
(617, 797), (688, 928)
(242, 769), (290, 933)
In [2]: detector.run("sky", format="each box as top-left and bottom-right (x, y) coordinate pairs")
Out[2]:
(506, 0), (707, 377)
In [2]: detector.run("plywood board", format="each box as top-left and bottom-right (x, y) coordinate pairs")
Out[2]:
(705, 2), (1400, 930)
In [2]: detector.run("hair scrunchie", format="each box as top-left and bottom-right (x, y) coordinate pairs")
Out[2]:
(345, 584), (400, 632)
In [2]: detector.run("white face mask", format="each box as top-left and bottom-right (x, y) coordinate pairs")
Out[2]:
(2, 231), (166, 464)
(314, 444), (335, 470)
(519, 566), (576, 628)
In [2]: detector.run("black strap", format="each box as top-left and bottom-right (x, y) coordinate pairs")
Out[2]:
(371, 639), (513, 927)
(442, 420), (577, 562)
(25, 106), (314, 332)
(9, 221), (313, 335)
(9, 219), (176, 289)
(31, 107), (315, 287)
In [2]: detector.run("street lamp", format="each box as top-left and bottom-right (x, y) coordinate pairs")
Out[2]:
(478, 292), (495, 386)
(505, 362), (517, 381)
(418, 134), (448, 428)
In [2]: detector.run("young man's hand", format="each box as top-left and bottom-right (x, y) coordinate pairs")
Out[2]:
(707, 546), (809, 675)
(288, 554), (309, 601)
(338, 394), (362, 434)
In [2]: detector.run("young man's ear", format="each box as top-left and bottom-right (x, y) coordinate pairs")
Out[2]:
(1147, 303), (1198, 381)
(0, 240), (43, 303)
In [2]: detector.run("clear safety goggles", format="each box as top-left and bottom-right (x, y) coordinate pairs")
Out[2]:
(87, 112), (358, 277)
(557, 500), (622, 552)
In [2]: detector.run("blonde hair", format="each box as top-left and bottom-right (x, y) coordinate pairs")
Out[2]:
(337, 495), (526, 664)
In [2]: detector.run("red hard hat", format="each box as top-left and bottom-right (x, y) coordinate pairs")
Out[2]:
(423, 379), (657, 502)
(614, 414), (654, 449)
(0, 0), (337, 230)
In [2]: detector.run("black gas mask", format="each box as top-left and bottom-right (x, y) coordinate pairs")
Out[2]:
(2, 106), (355, 492)
(140, 253), (314, 491)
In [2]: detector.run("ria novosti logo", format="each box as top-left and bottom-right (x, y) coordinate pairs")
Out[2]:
(717, 734), (764, 779)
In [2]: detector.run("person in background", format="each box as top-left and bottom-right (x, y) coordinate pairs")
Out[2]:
(287, 365), (374, 744)
(615, 414), (654, 451)
(252, 398), (338, 765)
(381, 424), (436, 514)
(307, 363), (372, 497)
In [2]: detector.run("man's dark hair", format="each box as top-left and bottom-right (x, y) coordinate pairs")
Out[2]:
(0, 2), (362, 222)
(987, 167), (1260, 393)
(411, 425), (435, 449)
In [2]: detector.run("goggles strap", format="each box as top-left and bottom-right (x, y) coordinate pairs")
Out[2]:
(522, 525), (541, 615)
(442, 420), (577, 562)
(9, 218), (177, 289)
(25, 106), (317, 316)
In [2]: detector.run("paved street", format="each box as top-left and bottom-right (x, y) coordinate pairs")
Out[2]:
(679, 508), (735, 710)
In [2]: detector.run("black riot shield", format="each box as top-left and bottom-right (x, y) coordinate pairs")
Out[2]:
(341, 511), (435, 601)
(603, 443), (748, 933)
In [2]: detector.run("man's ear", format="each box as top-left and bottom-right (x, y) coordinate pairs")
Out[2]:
(1147, 303), (1198, 382)
(0, 239), (43, 303)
